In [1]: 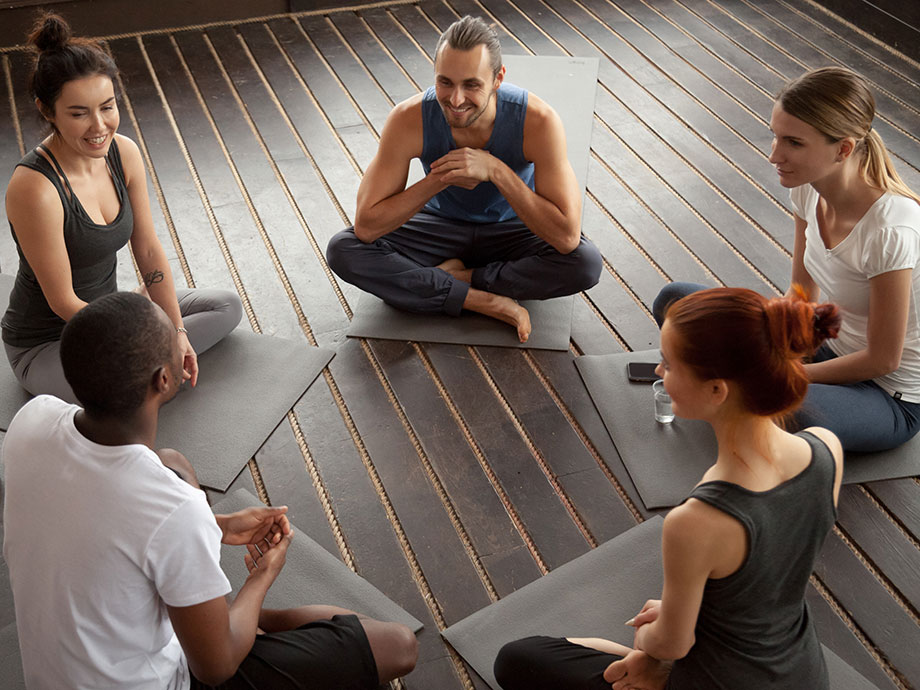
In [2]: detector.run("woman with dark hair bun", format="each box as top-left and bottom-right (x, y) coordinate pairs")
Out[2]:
(494, 287), (844, 690)
(654, 66), (920, 453)
(1, 12), (242, 401)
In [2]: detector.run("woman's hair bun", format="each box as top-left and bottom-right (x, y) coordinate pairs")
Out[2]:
(813, 303), (841, 342)
(665, 286), (840, 418)
(28, 12), (72, 54)
(763, 285), (841, 360)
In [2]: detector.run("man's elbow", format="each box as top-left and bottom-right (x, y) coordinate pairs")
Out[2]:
(352, 223), (374, 243)
(189, 657), (239, 686)
(556, 230), (581, 255)
(352, 211), (380, 243)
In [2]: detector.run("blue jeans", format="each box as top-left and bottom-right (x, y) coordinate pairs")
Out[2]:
(651, 282), (920, 452)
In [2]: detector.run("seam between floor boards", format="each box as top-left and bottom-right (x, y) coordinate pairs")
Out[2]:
(110, 49), (196, 289)
(290, 16), (382, 141)
(321, 355), (478, 690)
(793, 0), (920, 73)
(809, 573), (908, 689)
(174, 30), (360, 567)
(2, 56), (24, 157)
(832, 523), (920, 627)
(580, 292), (631, 349)
(230, 28), (354, 317)
(465, 0), (782, 288)
(468, 346), (599, 548)
(184, 31), (321, 343)
(136, 35), (261, 333)
(524, 0), (794, 257)
(266, 21), (365, 178)
(414, 344), (551, 576)
(743, 0), (920, 121)
(703, 0), (920, 157)
(288, 407), (358, 570)
(588, 153), (720, 284)
(858, 485), (920, 555)
(522, 351), (645, 523)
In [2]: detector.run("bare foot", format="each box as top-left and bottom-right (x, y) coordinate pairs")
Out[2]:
(603, 649), (671, 690)
(436, 258), (472, 283)
(464, 288), (531, 343)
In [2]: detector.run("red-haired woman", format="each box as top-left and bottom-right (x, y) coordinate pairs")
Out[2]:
(494, 287), (844, 690)
(2, 13), (242, 402)
(654, 66), (920, 453)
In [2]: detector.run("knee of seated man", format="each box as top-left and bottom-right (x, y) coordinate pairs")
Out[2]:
(567, 240), (603, 292)
(325, 228), (362, 278)
(390, 623), (419, 676)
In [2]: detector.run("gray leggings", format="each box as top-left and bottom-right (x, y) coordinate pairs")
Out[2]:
(4, 288), (243, 405)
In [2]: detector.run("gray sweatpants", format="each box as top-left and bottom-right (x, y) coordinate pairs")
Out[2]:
(4, 287), (243, 404)
(326, 211), (603, 316)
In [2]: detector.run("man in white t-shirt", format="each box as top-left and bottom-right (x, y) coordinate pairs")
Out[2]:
(2, 292), (417, 689)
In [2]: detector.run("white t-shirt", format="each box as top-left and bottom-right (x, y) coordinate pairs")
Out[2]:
(791, 184), (920, 402)
(2, 396), (231, 689)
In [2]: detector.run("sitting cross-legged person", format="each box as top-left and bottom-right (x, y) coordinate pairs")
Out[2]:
(2, 292), (418, 689)
(494, 288), (844, 690)
(326, 16), (602, 343)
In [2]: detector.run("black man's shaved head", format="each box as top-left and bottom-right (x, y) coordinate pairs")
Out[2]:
(61, 292), (176, 416)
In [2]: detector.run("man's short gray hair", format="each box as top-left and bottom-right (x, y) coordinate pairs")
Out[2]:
(435, 16), (502, 77)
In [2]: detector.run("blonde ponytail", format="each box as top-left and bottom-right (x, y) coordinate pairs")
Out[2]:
(860, 129), (920, 205)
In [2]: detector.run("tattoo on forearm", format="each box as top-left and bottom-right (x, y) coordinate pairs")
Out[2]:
(143, 270), (165, 287)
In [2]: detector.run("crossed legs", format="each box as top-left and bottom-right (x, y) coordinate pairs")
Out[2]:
(494, 636), (670, 690)
(326, 212), (602, 342)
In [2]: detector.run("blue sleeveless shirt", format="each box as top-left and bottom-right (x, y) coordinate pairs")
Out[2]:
(420, 82), (534, 223)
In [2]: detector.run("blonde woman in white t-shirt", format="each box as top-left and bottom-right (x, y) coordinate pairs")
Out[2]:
(653, 67), (920, 452)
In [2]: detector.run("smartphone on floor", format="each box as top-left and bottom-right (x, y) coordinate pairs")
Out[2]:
(626, 361), (660, 383)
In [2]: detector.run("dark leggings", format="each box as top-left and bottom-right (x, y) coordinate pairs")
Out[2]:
(652, 282), (920, 452)
(494, 636), (621, 690)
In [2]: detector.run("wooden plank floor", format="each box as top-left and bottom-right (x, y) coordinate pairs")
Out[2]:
(2, 1), (919, 687)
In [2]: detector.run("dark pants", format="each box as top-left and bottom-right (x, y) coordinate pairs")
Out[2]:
(494, 636), (621, 690)
(190, 614), (379, 690)
(326, 211), (603, 316)
(651, 282), (920, 452)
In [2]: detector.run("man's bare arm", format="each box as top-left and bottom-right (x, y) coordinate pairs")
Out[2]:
(431, 95), (582, 254)
(354, 96), (448, 242)
(167, 532), (292, 685)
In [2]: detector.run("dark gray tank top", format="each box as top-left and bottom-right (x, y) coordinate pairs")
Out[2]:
(666, 430), (835, 690)
(2, 140), (134, 347)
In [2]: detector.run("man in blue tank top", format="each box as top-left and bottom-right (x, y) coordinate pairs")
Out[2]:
(326, 16), (602, 342)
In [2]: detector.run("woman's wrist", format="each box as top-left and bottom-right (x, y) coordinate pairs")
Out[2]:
(176, 326), (188, 336)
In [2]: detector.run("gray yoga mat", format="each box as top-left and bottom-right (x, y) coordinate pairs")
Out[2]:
(347, 293), (574, 351)
(0, 274), (333, 489)
(156, 332), (333, 491)
(502, 55), (598, 195)
(346, 56), (598, 350)
(211, 489), (423, 633)
(441, 517), (878, 690)
(575, 350), (920, 510)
